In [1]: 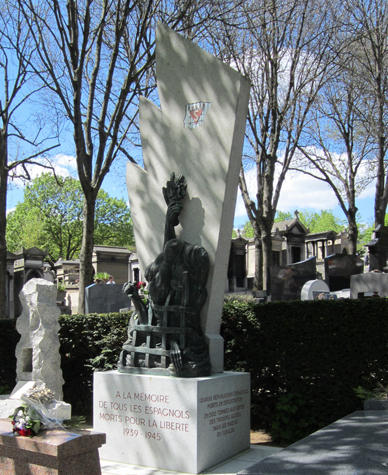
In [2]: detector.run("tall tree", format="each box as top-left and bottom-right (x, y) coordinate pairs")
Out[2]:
(6, 174), (134, 267)
(214, 0), (336, 289)
(296, 54), (374, 254)
(19, 0), (220, 312)
(344, 0), (388, 228)
(0, 1), (58, 317)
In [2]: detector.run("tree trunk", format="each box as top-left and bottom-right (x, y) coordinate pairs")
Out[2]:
(253, 234), (262, 290)
(0, 131), (7, 318)
(260, 221), (273, 292)
(78, 194), (96, 314)
(347, 207), (358, 255)
(0, 167), (7, 319)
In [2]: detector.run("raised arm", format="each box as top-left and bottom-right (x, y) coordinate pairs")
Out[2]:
(162, 173), (187, 247)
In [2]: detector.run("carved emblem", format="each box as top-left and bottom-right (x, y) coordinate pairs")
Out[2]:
(183, 102), (212, 130)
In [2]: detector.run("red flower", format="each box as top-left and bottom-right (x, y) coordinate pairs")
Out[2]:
(136, 281), (146, 290)
(15, 428), (33, 437)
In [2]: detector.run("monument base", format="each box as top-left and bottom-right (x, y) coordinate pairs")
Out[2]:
(93, 371), (250, 474)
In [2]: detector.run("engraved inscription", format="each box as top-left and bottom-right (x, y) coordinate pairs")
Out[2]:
(97, 392), (190, 442)
(200, 389), (248, 438)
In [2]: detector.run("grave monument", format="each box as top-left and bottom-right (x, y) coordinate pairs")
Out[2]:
(93, 22), (251, 473)
(0, 278), (71, 420)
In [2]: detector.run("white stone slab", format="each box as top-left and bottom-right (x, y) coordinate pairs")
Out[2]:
(94, 371), (250, 474)
(10, 380), (36, 399)
(0, 398), (24, 419)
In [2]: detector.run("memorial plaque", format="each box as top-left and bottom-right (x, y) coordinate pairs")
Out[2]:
(94, 371), (250, 473)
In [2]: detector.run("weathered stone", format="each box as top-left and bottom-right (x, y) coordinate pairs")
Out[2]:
(15, 278), (64, 400)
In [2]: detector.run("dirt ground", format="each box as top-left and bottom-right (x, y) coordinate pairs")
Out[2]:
(250, 430), (278, 446)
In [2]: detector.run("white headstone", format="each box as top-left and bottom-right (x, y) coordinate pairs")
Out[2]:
(301, 279), (330, 301)
(126, 22), (250, 372)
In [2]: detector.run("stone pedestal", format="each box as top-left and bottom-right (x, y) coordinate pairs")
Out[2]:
(93, 371), (250, 474)
(0, 419), (105, 475)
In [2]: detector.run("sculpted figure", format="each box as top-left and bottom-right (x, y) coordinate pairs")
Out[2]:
(119, 173), (211, 377)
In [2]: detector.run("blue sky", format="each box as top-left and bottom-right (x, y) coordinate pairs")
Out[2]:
(6, 152), (376, 230)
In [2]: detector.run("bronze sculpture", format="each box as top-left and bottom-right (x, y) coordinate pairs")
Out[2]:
(118, 173), (211, 377)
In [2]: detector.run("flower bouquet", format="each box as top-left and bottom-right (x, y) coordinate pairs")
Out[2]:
(11, 404), (42, 437)
(10, 386), (65, 437)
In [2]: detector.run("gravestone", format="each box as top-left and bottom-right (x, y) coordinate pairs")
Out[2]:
(301, 279), (330, 300)
(350, 272), (388, 298)
(85, 283), (131, 314)
(94, 22), (251, 474)
(269, 257), (317, 301)
(324, 253), (364, 291)
(365, 225), (388, 271)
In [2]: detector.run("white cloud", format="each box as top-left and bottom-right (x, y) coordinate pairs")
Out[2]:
(277, 171), (338, 211)
(55, 153), (77, 170)
(8, 153), (77, 188)
(358, 179), (376, 199)
(235, 167), (339, 218)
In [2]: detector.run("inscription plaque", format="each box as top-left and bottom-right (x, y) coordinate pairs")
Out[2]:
(94, 371), (250, 473)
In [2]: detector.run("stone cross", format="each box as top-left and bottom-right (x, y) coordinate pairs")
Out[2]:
(126, 23), (250, 372)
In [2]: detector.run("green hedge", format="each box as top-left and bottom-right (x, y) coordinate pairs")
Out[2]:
(0, 319), (18, 393)
(221, 298), (388, 442)
(2, 299), (388, 443)
(58, 313), (129, 416)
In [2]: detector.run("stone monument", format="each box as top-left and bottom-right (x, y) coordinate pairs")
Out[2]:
(0, 278), (71, 420)
(16, 279), (65, 400)
(94, 22), (251, 473)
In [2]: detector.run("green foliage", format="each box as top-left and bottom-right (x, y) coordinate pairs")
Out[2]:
(57, 281), (66, 292)
(93, 190), (134, 249)
(94, 272), (110, 281)
(358, 223), (374, 256)
(6, 174), (134, 266)
(58, 313), (130, 416)
(271, 392), (319, 443)
(0, 319), (18, 391)
(275, 211), (293, 222)
(3, 299), (388, 444)
(221, 298), (388, 444)
(241, 209), (345, 238)
(354, 382), (388, 401)
(298, 210), (345, 233)
(240, 220), (254, 238)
